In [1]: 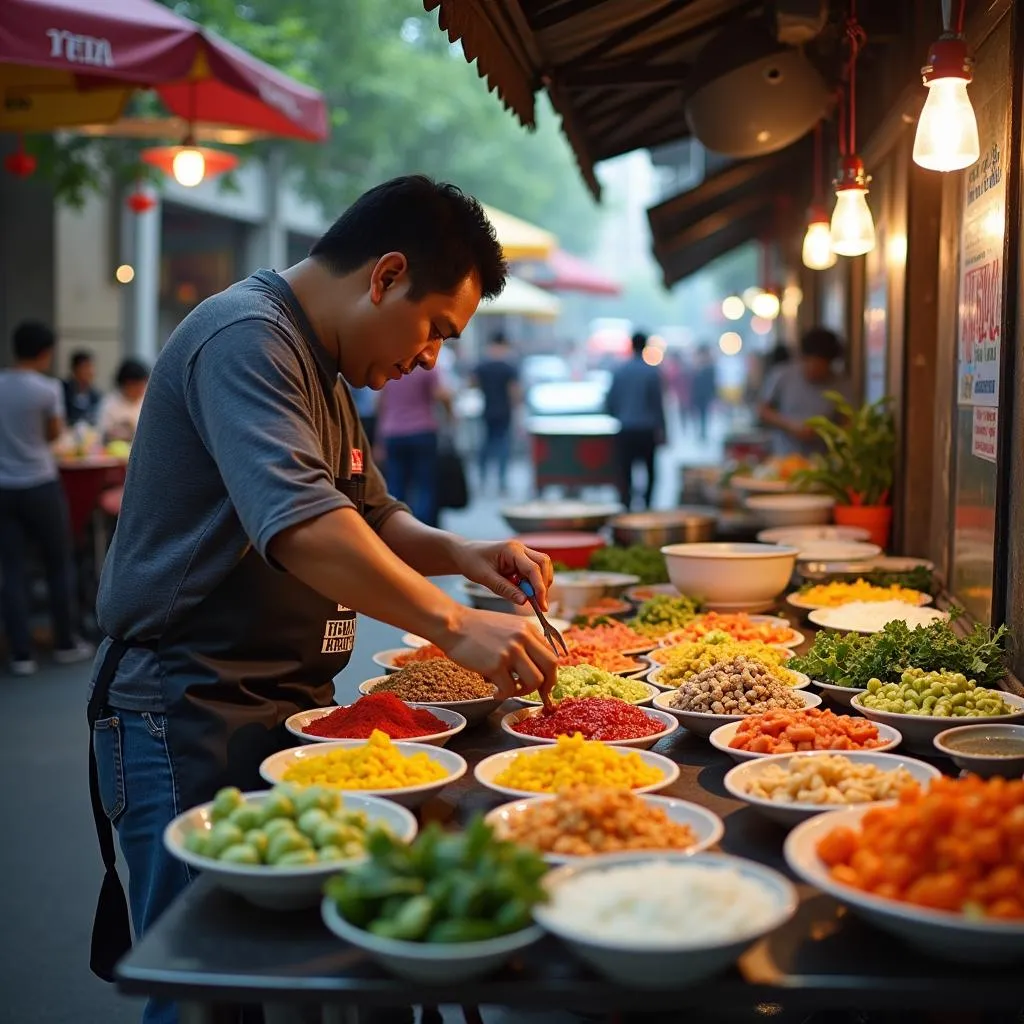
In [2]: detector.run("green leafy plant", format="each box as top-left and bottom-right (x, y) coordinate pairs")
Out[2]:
(791, 394), (896, 506)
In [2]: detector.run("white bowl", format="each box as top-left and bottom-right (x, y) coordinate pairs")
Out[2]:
(808, 602), (948, 634)
(785, 805), (1024, 962)
(321, 897), (543, 982)
(660, 614), (805, 650)
(651, 688), (821, 738)
(485, 794), (724, 864)
(358, 675), (503, 726)
(787, 590), (933, 612)
(284, 705), (467, 748)
(371, 648), (425, 674)
(661, 543), (798, 612)
(401, 616), (571, 650)
(534, 852), (798, 988)
(499, 705), (678, 750)
(792, 541), (883, 563)
(709, 718), (904, 763)
(724, 751), (941, 827)
(551, 571), (640, 615)
(163, 791), (417, 910)
(757, 525), (871, 547)
(731, 475), (793, 495)
(648, 664), (810, 691)
(810, 679), (867, 708)
(933, 723), (1024, 778)
(513, 679), (658, 708)
(851, 691), (1024, 755)
(625, 583), (679, 604)
(473, 746), (679, 799)
(745, 494), (835, 527)
(259, 740), (467, 809)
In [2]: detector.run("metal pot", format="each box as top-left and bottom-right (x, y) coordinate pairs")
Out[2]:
(610, 509), (716, 548)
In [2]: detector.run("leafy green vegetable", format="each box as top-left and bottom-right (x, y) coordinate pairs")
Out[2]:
(588, 545), (669, 584)
(790, 619), (1009, 690)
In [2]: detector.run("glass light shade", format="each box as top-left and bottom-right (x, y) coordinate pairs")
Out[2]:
(830, 187), (875, 256)
(913, 77), (980, 172)
(802, 219), (837, 270)
(750, 291), (781, 320)
(172, 148), (206, 187)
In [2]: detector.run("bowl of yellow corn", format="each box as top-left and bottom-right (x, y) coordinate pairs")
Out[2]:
(259, 730), (468, 808)
(473, 733), (680, 799)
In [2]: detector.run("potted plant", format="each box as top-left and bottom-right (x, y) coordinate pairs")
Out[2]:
(792, 394), (897, 548)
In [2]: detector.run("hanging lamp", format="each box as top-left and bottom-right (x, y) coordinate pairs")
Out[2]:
(3, 135), (36, 178)
(802, 120), (837, 270)
(830, 3), (875, 257)
(140, 133), (238, 187)
(913, 0), (979, 171)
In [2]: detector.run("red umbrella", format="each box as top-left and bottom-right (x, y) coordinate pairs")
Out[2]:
(0, 0), (328, 140)
(533, 250), (621, 297)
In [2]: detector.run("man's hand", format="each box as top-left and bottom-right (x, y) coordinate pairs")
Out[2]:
(453, 539), (554, 611)
(792, 421), (817, 442)
(438, 606), (558, 701)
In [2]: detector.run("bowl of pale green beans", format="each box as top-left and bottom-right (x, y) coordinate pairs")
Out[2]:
(850, 668), (1024, 754)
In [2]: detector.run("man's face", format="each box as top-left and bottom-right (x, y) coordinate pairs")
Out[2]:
(342, 254), (482, 390)
(122, 380), (147, 402)
(74, 361), (95, 388)
(802, 355), (831, 383)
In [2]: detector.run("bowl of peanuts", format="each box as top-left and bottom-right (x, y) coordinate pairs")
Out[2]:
(723, 751), (941, 826)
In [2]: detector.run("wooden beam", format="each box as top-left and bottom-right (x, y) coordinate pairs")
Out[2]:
(530, 0), (616, 31)
(561, 0), (699, 70)
(559, 62), (691, 88)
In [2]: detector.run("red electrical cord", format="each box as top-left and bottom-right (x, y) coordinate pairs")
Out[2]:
(956, 0), (966, 34)
(813, 120), (823, 202)
(844, 1), (866, 156)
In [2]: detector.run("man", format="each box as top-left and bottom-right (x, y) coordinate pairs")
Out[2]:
(0, 322), (92, 675)
(63, 348), (102, 427)
(472, 330), (519, 493)
(690, 344), (717, 442)
(758, 326), (846, 456)
(87, 177), (557, 1021)
(605, 331), (666, 511)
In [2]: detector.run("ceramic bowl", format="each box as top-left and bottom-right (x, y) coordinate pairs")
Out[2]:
(661, 543), (798, 612)
(708, 718), (903, 763)
(650, 687), (821, 739)
(499, 704), (678, 750)
(284, 705), (467, 748)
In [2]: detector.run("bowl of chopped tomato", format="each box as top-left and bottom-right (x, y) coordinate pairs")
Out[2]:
(709, 708), (902, 763)
(662, 612), (804, 649)
(784, 776), (1024, 961)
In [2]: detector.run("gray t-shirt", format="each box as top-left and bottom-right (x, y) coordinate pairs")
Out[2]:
(0, 369), (63, 488)
(760, 364), (846, 456)
(94, 270), (406, 711)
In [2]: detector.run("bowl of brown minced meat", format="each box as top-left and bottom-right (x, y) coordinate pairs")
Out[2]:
(359, 659), (503, 724)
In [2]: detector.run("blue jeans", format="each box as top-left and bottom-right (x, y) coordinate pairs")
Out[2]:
(93, 708), (192, 1024)
(385, 432), (439, 526)
(478, 420), (511, 489)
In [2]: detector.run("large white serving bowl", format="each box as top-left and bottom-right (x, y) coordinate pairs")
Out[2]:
(651, 687), (821, 739)
(285, 705), (467, 748)
(746, 494), (835, 528)
(259, 740), (467, 809)
(473, 746), (679, 799)
(401, 616), (570, 650)
(709, 718), (903, 763)
(499, 705), (678, 750)
(533, 851), (798, 988)
(724, 751), (941, 827)
(850, 691), (1024, 755)
(164, 791), (417, 911)
(485, 794), (724, 865)
(358, 676), (503, 726)
(810, 679), (867, 708)
(321, 897), (544, 982)
(784, 805), (1024, 962)
(648, 664), (810, 692)
(758, 524), (871, 547)
(661, 543), (798, 612)
(513, 679), (658, 709)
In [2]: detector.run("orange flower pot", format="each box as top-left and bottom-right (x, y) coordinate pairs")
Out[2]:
(833, 504), (892, 550)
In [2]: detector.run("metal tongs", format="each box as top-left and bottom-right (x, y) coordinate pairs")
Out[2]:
(510, 572), (568, 658)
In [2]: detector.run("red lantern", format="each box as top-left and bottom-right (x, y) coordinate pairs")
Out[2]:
(126, 190), (157, 214)
(4, 138), (36, 178)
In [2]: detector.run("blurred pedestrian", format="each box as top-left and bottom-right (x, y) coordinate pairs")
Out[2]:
(377, 368), (451, 526)
(605, 331), (666, 511)
(472, 331), (520, 494)
(691, 345), (717, 442)
(664, 350), (693, 434)
(0, 321), (92, 675)
(350, 385), (378, 446)
(758, 326), (847, 456)
(98, 358), (150, 445)
(64, 349), (102, 427)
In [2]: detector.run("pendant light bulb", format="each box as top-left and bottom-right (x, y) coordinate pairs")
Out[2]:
(172, 147), (206, 187)
(802, 207), (836, 270)
(912, 36), (979, 171)
(830, 156), (875, 257)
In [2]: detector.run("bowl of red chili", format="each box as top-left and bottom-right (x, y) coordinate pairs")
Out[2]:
(286, 693), (467, 748)
(501, 698), (678, 750)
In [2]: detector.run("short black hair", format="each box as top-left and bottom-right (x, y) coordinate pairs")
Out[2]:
(310, 176), (507, 300)
(631, 331), (649, 355)
(799, 327), (842, 362)
(115, 358), (150, 387)
(70, 349), (94, 370)
(13, 320), (55, 360)
(490, 330), (509, 346)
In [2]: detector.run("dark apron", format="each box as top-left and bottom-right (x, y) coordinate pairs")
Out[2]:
(87, 276), (364, 982)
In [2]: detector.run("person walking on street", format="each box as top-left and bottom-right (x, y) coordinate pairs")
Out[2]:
(0, 322), (93, 675)
(63, 349), (102, 427)
(376, 367), (451, 527)
(691, 345), (717, 442)
(472, 331), (519, 494)
(86, 176), (558, 1024)
(605, 331), (666, 511)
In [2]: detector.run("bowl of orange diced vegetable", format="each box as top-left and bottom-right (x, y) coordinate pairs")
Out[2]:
(709, 708), (902, 763)
(784, 776), (1024, 962)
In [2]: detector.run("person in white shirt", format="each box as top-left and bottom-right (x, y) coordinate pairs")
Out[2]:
(98, 358), (150, 445)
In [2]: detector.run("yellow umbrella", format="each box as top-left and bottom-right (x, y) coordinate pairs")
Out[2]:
(477, 275), (561, 321)
(482, 205), (557, 261)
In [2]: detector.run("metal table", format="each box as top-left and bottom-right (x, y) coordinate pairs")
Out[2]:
(116, 716), (1024, 1023)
